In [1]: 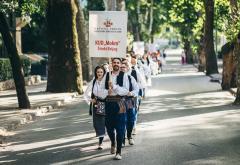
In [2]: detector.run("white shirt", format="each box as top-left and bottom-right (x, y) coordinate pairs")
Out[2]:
(84, 76), (108, 105)
(128, 66), (147, 89)
(109, 72), (130, 96)
(127, 75), (139, 97)
(138, 59), (151, 78)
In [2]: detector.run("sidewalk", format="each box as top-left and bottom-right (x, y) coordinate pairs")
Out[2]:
(0, 82), (81, 143)
(194, 59), (237, 96)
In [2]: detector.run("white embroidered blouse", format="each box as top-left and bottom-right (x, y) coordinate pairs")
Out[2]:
(84, 76), (108, 105)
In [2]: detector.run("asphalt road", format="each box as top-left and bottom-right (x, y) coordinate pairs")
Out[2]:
(1, 49), (240, 165)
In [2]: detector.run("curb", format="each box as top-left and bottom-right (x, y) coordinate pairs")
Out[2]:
(0, 92), (78, 144)
(229, 88), (237, 97)
(192, 64), (237, 97)
(208, 74), (237, 97)
(208, 74), (222, 84)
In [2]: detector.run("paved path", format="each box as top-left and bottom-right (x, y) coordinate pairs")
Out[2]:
(1, 49), (239, 165)
(0, 82), (78, 137)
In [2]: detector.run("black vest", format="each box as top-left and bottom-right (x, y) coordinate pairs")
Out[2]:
(105, 71), (124, 89)
(128, 75), (133, 91)
(141, 58), (150, 66)
(131, 67), (137, 82)
(105, 71), (133, 91)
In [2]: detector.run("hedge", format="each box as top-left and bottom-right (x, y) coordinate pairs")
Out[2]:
(0, 58), (12, 81)
(0, 57), (31, 81)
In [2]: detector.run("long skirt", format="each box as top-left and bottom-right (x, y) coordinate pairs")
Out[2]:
(93, 106), (106, 137)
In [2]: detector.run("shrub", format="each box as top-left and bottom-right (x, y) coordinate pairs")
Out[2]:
(0, 58), (12, 81)
(0, 57), (31, 81)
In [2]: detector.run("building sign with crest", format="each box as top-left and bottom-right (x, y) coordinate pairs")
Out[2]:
(89, 11), (128, 58)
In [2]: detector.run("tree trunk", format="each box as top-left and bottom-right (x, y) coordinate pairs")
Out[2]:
(198, 47), (206, 72)
(198, 34), (206, 72)
(104, 0), (125, 11)
(0, 13), (31, 109)
(131, 22), (141, 41)
(230, 0), (238, 14)
(47, 0), (83, 94)
(130, 6), (141, 41)
(103, 0), (116, 10)
(148, 0), (153, 43)
(233, 33), (240, 104)
(221, 42), (236, 90)
(76, 0), (92, 81)
(136, 1), (142, 41)
(183, 39), (193, 64)
(135, 27), (141, 41)
(204, 0), (218, 75)
(228, 0), (240, 104)
(116, 0), (125, 11)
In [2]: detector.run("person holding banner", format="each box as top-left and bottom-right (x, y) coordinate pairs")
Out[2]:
(104, 58), (131, 160)
(84, 66), (108, 150)
(89, 10), (128, 160)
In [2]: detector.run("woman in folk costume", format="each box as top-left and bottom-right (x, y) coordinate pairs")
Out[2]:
(140, 53), (152, 85)
(84, 66), (108, 150)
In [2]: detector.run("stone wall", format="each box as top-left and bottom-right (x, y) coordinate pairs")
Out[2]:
(0, 75), (41, 91)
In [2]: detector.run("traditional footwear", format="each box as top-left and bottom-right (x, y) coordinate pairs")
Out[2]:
(110, 146), (116, 154)
(132, 128), (137, 135)
(129, 138), (134, 145)
(97, 144), (103, 150)
(114, 154), (122, 160)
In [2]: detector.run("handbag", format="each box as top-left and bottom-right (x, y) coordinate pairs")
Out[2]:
(95, 101), (105, 116)
(89, 102), (93, 116)
(91, 79), (105, 115)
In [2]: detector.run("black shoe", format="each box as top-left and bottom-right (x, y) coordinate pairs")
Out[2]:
(97, 144), (103, 150)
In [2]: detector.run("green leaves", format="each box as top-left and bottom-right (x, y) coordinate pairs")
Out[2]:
(224, 2), (240, 42)
(0, 0), (47, 17)
(0, 0), (18, 14)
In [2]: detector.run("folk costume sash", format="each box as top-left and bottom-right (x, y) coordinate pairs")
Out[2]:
(105, 71), (126, 113)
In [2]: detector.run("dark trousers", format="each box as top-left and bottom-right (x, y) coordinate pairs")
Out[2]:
(126, 108), (136, 138)
(135, 96), (141, 124)
(123, 108), (136, 145)
(105, 101), (126, 154)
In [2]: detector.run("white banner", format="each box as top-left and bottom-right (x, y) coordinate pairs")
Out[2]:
(147, 43), (158, 53)
(89, 11), (128, 58)
(133, 42), (144, 56)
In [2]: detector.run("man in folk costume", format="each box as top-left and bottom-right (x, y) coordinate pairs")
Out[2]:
(104, 58), (132, 160)
(120, 62), (139, 146)
(129, 53), (146, 102)
(129, 53), (147, 134)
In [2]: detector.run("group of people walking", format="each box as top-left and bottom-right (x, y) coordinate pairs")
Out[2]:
(84, 52), (154, 160)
